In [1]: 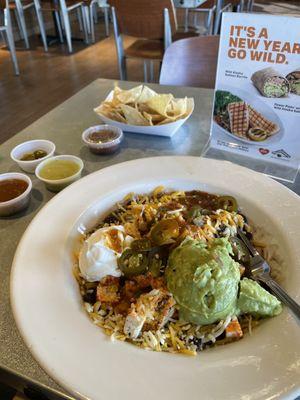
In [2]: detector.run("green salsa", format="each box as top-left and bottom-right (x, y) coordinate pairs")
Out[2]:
(39, 159), (80, 180)
(20, 149), (47, 161)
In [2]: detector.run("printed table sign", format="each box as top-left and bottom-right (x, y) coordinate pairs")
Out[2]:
(206, 12), (300, 182)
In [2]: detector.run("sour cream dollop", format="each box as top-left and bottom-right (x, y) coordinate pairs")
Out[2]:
(79, 225), (133, 282)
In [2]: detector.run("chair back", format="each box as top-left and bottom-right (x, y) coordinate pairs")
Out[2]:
(224, 0), (241, 6)
(109, 0), (177, 39)
(159, 36), (219, 88)
(198, 0), (216, 8)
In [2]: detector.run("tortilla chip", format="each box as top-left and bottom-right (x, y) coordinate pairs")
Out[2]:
(157, 117), (178, 125)
(94, 85), (193, 126)
(120, 104), (149, 125)
(167, 98), (188, 119)
(94, 103), (127, 123)
(148, 114), (166, 123)
(110, 110), (126, 123)
(136, 103), (153, 114)
(136, 86), (157, 104)
(111, 86), (123, 106)
(142, 111), (154, 126)
(145, 94), (173, 116)
(116, 86), (143, 104)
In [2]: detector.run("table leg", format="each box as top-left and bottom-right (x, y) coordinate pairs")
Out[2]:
(40, 9), (61, 46)
(41, 0), (86, 48)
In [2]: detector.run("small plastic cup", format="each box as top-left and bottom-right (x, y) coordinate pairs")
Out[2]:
(35, 155), (84, 192)
(0, 172), (32, 216)
(82, 125), (123, 154)
(10, 139), (56, 173)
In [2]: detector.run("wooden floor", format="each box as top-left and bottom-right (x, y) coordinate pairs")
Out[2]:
(0, 20), (147, 144)
(0, 0), (299, 145)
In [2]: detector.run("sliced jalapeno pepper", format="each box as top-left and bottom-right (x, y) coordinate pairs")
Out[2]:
(150, 219), (180, 246)
(218, 195), (238, 212)
(118, 249), (149, 277)
(34, 149), (47, 159)
(186, 205), (202, 221)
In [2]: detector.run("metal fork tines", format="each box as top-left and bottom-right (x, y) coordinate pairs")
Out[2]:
(236, 228), (267, 274)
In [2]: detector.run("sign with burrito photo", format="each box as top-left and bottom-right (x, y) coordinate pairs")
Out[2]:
(205, 12), (300, 182)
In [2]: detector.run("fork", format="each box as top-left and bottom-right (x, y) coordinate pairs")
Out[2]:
(237, 228), (300, 320)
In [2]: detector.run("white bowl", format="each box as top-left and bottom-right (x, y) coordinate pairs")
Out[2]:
(82, 124), (123, 154)
(35, 155), (84, 192)
(94, 91), (194, 137)
(10, 140), (56, 173)
(0, 172), (32, 216)
(10, 157), (300, 400)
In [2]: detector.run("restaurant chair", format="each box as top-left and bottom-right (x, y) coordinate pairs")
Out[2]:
(188, 0), (217, 35)
(84, 0), (109, 43)
(110, 0), (176, 82)
(221, 1), (233, 12)
(172, 0), (204, 33)
(212, 1), (233, 34)
(0, 0), (19, 74)
(214, 0), (244, 34)
(159, 36), (219, 88)
(216, 0), (246, 33)
(226, 0), (244, 12)
(58, 0), (89, 52)
(242, 0), (254, 12)
(245, 0), (254, 11)
(110, 0), (187, 82)
(10, 0), (48, 51)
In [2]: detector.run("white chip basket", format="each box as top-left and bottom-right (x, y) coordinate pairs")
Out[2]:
(94, 90), (194, 137)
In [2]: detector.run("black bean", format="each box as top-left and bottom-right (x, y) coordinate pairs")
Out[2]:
(218, 224), (227, 233)
(103, 214), (120, 225)
(188, 337), (203, 351)
(239, 213), (249, 224)
(245, 231), (253, 240)
(83, 290), (96, 304)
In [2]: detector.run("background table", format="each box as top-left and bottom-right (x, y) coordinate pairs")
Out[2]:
(0, 79), (299, 400)
(173, 0), (207, 32)
(174, 0), (225, 36)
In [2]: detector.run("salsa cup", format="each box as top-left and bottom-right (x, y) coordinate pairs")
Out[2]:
(82, 125), (123, 154)
(10, 139), (56, 173)
(35, 155), (84, 192)
(0, 172), (32, 217)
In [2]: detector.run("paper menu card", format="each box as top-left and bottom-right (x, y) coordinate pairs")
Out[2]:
(207, 12), (300, 182)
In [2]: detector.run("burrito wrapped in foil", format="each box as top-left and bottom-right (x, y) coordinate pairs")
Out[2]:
(251, 67), (289, 98)
(286, 69), (300, 95)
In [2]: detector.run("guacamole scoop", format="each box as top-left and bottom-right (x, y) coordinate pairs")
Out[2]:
(237, 278), (282, 317)
(166, 238), (240, 325)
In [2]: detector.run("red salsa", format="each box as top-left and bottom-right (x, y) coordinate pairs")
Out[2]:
(87, 130), (118, 144)
(0, 179), (28, 202)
